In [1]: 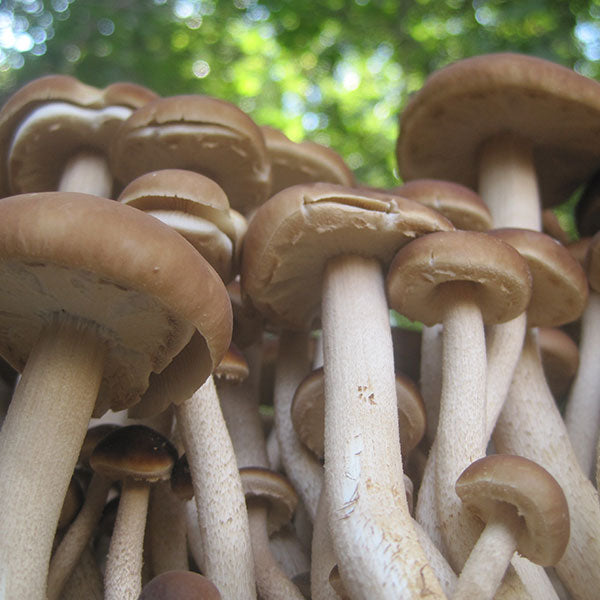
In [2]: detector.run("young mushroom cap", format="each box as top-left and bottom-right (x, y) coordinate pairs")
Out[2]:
(89, 424), (178, 483)
(110, 94), (271, 215)
(239, 466), (298, 535)
(397, 52), (600, 209)
(291, 367), (426, 459)
(241, 182), (454, 331)
(0, 191), (232, 415)
(537, 327), (580, 399)
(386, 230), (533, 327)
(490, 228), (589, 327)
(455, 454), (570, 566)
(139, 570), (222, 600)
(213, 343), (250, 383)
(260, 125), (355, 196)
(393, 179), (493, 231)
(0, 75), (157, 194)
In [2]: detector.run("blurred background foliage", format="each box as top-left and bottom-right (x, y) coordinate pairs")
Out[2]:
(1, 0), (599, 232)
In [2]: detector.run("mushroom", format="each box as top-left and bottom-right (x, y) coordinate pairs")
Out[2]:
(260, 125), (355, 196)
(537, 327), (579, 401)
(387, 229), (532, 572)
(242, 182), (453, 597)
(0, 75), (157, 197)
(453, 455), (570, 600)
(0, 191), (231, 599)
(89, 424), (178, 600)
(139, 571), (222, 600)
(110, 94), (271, 215)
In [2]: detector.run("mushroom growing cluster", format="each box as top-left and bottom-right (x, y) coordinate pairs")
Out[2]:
(0, 52), (598, 600)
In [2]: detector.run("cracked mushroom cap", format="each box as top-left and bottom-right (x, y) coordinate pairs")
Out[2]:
(490, 228), (588, 327)
(455, 454), (570, 566)
(110, 95), (271, 215)
(261, 125), (355, 195)
(0, 191), (232, 416)
(386, 230), (533, 327)
(397, 53), (600, 209)
(394, 179), (492, 232)
(241, 182), (454, 331)
(0, 75), (157, 195)
(89, 424), (178, 483)
(239, 467), (298, 535)
(118, 169), (239, 282)
(291, 367), (426, 460)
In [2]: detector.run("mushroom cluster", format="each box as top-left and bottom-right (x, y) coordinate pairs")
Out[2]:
(0, 52), (598, 600)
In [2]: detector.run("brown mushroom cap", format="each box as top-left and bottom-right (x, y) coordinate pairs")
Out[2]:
(455, 454), (570, 566)
(291, 367), (426, 459)
(585, 231), (600, 293)
(170, 454), (193, 502)
(261, 125), (355, 195)
(241, 182), (454, 331)
(117, 169), (239, 282)
(110, 95), (271, 215)
(490, 228), (588, 327)
(537, 327), (580, 399)
(78, 424), (122, 470)
(394, 179), (492, 232)
(239, 467), (298, 535)
(386, 230), (533, 326)
(0, 191), (232, 415)
(213, 343), (250, 383)
(397, 53), (600, 209)
(139, 570), (222, 600)
(0, 75), (158, 195)
(89, 424), (178, 483)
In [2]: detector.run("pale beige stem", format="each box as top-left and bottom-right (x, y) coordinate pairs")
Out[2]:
(59, 545), (103, 600)
(434, 282), (487, 568)
(104, 480), (150, 600)
(478, 133), (541, 231)
(494, 329), (600, 600)
(420, 322), (444, 447)
(176, 377), (256, 600)
(322, 254), (445, 599)
(452, 506), (520, 600)
(58, 151), (113, 197)
(311, 488), (339, 600)
(273, 330), (323, 521)
(247, 500), (306, 600)
(565, 292), (600, 478)
(47, 473), (112, 600)
(0, 317), (105, 600)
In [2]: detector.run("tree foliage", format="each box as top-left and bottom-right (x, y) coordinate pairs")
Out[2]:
(1, 0), (599, 190)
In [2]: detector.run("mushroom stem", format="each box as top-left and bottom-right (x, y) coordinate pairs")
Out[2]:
(0, 316), (105, 600)
(452, 505), (521, 600)
(434, 282), (487, 567)
(564, 292), (600, 477)
(322, 254), (445, 599)
(175, 376), (256, 600)
(47, 472), (112, 600)
(104, 479), (150, 600)
(273, 330), (323, 521)
(478, 133), (541, 231)
(58, 150), (113, 197)
(247, 499), (306, 600)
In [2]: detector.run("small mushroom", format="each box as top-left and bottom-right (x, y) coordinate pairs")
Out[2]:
(139, 570), (222, 600)
(453, 454), (570, 600)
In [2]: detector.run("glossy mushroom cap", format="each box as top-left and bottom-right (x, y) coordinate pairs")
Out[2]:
(0, 75), (157, 195)
(0, 191), (232, 415)
(386, 230), (533, 327)
(118, 169), (240, 282)
(110, 95), (271, 215)
(397, 53), (600, 209)
(455, 454), (570, 566)
(139, 570), (222, 599)
(78, 424), (122, 470)
(261, 125), (355, 195)
(490, 228), (589, 327)
(213, 343), (250, 383)
(239, 467), (298, 535)
(241, 182), (454, 331)
(291, 367), (426, 459)
(394, 179), (492, 231)
(89, 424), (177, 483)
